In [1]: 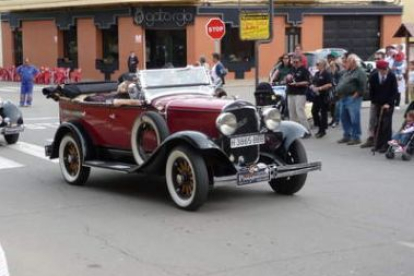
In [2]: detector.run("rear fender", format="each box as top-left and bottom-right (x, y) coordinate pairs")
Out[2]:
(49, 122), (94, 160)
(134, 131), (237, 176)
(279, 121), (307, 150)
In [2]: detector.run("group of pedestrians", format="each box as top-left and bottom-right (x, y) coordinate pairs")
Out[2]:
(270, 45), (346, 139)
(270, 44), (409, 154)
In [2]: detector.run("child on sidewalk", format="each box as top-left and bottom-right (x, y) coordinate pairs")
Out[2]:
(388, 110), (414, 150)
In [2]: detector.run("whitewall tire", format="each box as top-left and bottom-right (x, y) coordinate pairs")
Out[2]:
(165, 146), (209, 210)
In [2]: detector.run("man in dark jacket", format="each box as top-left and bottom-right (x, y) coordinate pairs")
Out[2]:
(369, 60), (398, 152)
(127, 51), (139, 73)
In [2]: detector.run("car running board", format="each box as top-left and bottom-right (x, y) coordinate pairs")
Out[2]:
(84, 160), (138, 172)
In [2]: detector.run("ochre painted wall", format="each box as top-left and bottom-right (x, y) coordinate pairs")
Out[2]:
(117, 16), (144, 75)
(381, 15), (403, 47)
(241, 16), (286, 80)
(256, 16), (286, 79)
(187, 16), (215, 68)
(77, 18), (103, 80)
(402, 0), (414, 24)
(1, 22), (14, 67)
(301, 15), (323, 51)
(22, 20), (58, 68)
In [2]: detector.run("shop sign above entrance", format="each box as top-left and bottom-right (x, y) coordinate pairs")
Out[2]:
(206, 18), (226, 40)
(134, 7), (196, 29)
(240, 11), (270, 41)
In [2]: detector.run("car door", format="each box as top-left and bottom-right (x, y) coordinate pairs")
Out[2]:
(104, 105), (142, 150)
(59, 99), (110, 147)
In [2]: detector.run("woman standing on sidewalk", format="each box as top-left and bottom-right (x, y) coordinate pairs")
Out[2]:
(310, 59), (333, 138)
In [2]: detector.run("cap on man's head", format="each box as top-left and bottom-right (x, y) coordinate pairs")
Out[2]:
(328, 51), (340, 59)
(376, 60), (389, 70)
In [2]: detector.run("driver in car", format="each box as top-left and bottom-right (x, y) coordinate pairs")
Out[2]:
(112, 76), (144, 107)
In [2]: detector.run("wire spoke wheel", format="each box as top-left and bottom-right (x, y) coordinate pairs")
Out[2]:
(166, 146), (209, 210)
(59, 134), (90, 186)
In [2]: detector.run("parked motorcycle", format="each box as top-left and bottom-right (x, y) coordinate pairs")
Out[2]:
(255, 82), (288, 119)
(0, 98), (24, 144)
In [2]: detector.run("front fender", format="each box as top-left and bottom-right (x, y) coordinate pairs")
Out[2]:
(134, 131), (237, 176)
(279, 120), (307, 150)
(1, 101), (23, 123)
(49, 122), (94, 160)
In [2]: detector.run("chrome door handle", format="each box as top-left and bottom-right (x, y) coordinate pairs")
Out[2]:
(109, 113), (116, 119)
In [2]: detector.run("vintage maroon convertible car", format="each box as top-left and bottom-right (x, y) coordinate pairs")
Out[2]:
(44, 67), (321, 210)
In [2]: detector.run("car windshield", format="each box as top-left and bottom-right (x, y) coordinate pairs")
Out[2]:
(140, 67), (211, 88)
(138, 67), (213, 101)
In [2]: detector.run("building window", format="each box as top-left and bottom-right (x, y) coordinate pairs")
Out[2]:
(221, 24), (254, 63)
(63, 26), (78, 66)
(13, 29), (23, 66)
(102, 25), (119, 64)
(58, 26), (78, 69)
(285, 27), (301, 53)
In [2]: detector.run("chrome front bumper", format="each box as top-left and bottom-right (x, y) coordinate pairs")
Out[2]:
(213, 161), (322, 186)
(0, 125), (24, 135)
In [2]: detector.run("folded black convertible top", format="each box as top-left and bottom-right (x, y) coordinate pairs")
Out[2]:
(43, 81), (118, 99)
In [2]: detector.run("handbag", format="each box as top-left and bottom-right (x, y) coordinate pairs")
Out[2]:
(306, 87), (317, 102)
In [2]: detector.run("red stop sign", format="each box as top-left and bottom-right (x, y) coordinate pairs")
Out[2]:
(206, 18), (226, 40)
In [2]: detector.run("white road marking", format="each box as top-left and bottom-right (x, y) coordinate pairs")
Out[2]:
(8, 142), (58, 163)
(24, 122), (59, 130)
(398, 241), (414, 250)
(0, 243), (10, 276)
(24, 117), (58, 121)
(0, 156), (24, 170)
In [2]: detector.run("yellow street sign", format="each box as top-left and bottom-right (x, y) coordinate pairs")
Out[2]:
(240, 11), (270, 41)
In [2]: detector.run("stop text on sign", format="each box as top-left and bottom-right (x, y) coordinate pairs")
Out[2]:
(208, 26), (224, 33)
(206, 18), (226, 40)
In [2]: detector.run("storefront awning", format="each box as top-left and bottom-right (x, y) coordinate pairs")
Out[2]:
(393, 23), (414, 38)
(0, 0), (400, 12)
(0, 0), (198, 12)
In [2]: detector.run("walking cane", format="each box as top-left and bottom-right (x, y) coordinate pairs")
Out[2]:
(372, 107), (385, 156)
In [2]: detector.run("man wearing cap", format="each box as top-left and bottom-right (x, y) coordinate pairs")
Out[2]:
(366, 60), (398, 152)
(360, 53), (385, 148)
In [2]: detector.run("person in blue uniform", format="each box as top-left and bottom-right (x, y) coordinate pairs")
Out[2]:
(16, 58), (39, 107)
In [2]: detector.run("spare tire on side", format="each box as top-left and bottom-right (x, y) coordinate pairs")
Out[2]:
(131, 111), (169, 165)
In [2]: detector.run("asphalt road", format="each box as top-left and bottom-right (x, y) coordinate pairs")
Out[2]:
(0, 82), (413, 276)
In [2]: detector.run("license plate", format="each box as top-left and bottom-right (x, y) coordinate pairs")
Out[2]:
(230, 134), (265, 149)
(237, 166), (270, 186)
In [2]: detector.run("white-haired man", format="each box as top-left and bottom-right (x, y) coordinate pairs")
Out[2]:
(335, 54), (367, 145)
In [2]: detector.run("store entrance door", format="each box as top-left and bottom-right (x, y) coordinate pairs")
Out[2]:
(145, 29), (187, 69)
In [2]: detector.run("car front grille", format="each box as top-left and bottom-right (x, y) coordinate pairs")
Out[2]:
(222, 105), (260, 166)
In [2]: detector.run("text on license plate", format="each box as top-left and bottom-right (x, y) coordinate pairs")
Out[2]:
(237, 167), (270, 185)
(230, 134), (265, 148)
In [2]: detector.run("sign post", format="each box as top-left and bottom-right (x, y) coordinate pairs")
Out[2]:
(206, 18), (226, 54)
(239, 0), (273, 87)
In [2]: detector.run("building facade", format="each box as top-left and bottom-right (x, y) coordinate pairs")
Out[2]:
(0, 0), (403, 81)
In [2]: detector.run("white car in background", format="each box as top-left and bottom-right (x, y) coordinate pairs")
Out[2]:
(304, 48), (348, 76)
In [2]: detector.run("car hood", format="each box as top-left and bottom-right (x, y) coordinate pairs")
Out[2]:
(152, 94), (234, 112)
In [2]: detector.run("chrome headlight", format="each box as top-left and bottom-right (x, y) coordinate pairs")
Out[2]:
(216, 112), (237, 136)
(263, 108), (282, 131)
